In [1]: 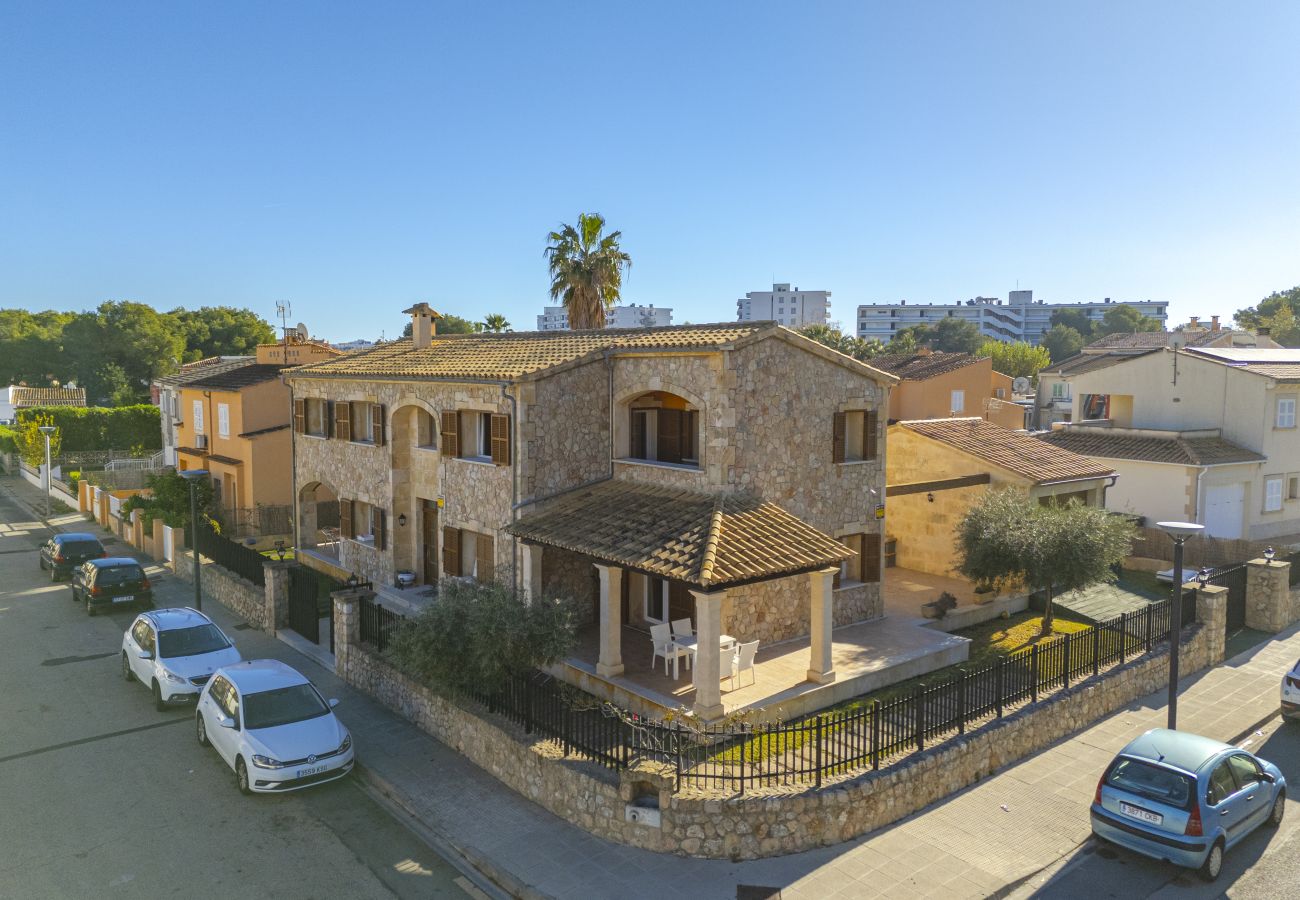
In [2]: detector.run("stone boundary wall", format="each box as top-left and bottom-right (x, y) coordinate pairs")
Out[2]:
(333, 590), (1219, 859)
(172, 548), (272, 631)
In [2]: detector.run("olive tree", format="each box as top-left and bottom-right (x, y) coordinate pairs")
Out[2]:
(958, 489), (1135, 635)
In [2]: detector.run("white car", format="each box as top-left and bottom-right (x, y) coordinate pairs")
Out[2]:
(122, 608), (242, 710)
(196, 659), (354, 794)
(1283, 658), (1300, 721)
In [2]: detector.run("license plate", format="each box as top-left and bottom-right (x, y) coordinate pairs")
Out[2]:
(296, 764), (328, 779)
(1120, 802), (1162, 825)
(114, 595), (135, 603)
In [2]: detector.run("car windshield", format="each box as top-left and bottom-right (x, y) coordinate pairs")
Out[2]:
(59, 540), (101, 556)
(97, 566), (144, 585)
(242, 684), (329, 730)
(158, 624), (230, 659)
(1106, 758), (1193, 809)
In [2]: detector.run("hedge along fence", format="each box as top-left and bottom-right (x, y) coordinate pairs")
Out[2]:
(15, 405), (161, 452)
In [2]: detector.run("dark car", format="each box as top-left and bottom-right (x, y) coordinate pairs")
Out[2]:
(38, 533), (107, 582)
(71, 558), (154, 615)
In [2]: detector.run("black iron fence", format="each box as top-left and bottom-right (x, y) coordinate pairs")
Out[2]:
(195, 523), (266, 586)
(349, 594), (1195, 792)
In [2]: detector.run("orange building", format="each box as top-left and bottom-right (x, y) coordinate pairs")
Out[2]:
(872, 350), (1024, 430)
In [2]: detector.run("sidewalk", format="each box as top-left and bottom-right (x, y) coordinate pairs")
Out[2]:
(7, 474), (1293, 900)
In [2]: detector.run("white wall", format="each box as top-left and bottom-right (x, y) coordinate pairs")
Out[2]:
(1101, 459), (1192, 524)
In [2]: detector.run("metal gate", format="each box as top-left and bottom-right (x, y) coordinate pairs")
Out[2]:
(1206, 564), (1248, 631)
(287, 566), (324, 645)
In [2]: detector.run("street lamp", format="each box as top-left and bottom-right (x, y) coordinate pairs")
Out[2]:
(37, 425), (56, 521)
(179, 470), (209, 612)
(1156, 521), (1205, 730)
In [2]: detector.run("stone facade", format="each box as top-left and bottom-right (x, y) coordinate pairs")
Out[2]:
(333, 587), (1212, 859)
(172, 548), (271, 631)
(1245, 559), (1297, 633)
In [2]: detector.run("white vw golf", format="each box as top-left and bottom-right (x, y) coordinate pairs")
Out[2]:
(122, 608), (242, 710)
(196, 659), (354, 794)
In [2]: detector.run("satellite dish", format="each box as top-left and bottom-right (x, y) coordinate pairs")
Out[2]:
(295, 323), (310, 341)
(1012, 377), (1031, 393)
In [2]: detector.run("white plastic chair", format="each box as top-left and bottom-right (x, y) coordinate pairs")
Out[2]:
(650, 623), (689, 677)
(671, 618), (693, 639)
(724, 640), (759, 690)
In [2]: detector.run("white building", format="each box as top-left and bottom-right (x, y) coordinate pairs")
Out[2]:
(856, 290), (1168, 345)
(736, 283), (831, 328)
(334, 338), (377, 352)
(535, 303), (673, 331)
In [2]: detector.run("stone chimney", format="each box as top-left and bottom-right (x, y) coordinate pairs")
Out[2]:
(402, 303), (442, 350)
(1211, 314), (1221, 332)
(1189, 316), (1200, 329)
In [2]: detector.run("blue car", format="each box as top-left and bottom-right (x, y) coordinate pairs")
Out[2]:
(1091, 728), (1286, 881)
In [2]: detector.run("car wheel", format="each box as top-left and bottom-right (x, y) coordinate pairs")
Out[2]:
(38, 557), (46, 570)
(122, 653), (134, 682)
(1269, 789), (1286, 827)
(1198, 839), (1224, 882)
(50, 566), (59, 583)
(196, 713), (209, 747)
(236, 757), (251, 795)
(152, 680), (166, 712)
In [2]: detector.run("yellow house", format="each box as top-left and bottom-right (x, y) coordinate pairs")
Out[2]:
(872, 350), (1024, 430)
(176, 339), (341, 519)
(885, 418), (1116, 577)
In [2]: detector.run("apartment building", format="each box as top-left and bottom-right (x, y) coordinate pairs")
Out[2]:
(736, 283), (831, 328)
(535, 303), (673, 331)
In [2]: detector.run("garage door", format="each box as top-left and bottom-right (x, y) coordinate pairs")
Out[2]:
(1204, 484), (1246, 539)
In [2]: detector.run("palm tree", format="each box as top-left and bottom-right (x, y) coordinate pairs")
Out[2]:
(482, 313), (511, 333)
(544, 213), (632, 330)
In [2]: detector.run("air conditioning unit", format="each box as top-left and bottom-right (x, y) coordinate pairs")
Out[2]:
(195, 434), (208, 450)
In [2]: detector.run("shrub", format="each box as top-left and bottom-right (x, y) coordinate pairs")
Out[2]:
(0, 424), (17, 455)
(386, 579), (579, 695)
(15, 405), (160, 452)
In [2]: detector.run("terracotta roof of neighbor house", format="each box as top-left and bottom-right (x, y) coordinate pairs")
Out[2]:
(183, 364), (287, 391)
(899, 418), (1116, 484)
(286, 322), (866, 383)
(9, 386), (87, 408)
(1183, 348), (1300, 383)
(1084, 331), (1227, 351)
(506, 480), (852, 589)
(1038, 429), (1266, 467)
(154, 356), (255, 388)
(1043, 350), (1159, 377)
(870, 351), (983, 380)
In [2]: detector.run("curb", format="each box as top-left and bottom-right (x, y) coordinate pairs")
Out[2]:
(352, 761), (550, 900)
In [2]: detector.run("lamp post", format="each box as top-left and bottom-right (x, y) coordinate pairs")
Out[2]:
(179, 470), (208, 612)
(38, 425), (56, 521)
(1156, 521), (1205, 730)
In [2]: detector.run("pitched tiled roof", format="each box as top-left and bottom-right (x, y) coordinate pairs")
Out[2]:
(899, 418), (1116, 484)
(1183, 348), (1300, 383)
(9, 386), (86, 407)
(1084, 331), (1232, 350)
(870, 352), (982, 380)
(154, 356), (255, 388)
(506, 480), (852, 589)
(286, 323), (774, 381)
(1038, 430), (1266, 467)
(1044, 350), (1158, 377)
(184, 364), (286, 391)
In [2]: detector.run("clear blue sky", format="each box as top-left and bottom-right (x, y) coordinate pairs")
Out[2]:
(2, 1), (1296, 341)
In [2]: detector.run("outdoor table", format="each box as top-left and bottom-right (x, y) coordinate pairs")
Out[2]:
(671, 634), (737, 681)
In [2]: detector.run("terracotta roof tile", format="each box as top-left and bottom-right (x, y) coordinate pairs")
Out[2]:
(287, 323), (773, 382)
(1038, 429), (1266, 466)
(506, 480), (851, 589)
(899, 418), (1116, 484)
(154, 356), (255, 388)
(870, 352), (983, 380)
(9, 386), (86, 407)
(184, 364), (286, 391)
(1085, 331), (1227, 350)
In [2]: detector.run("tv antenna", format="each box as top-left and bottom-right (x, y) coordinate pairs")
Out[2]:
(275, 301), (293, 364)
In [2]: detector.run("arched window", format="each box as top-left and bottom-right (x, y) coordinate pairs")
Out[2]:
(626, 391), (699, 466)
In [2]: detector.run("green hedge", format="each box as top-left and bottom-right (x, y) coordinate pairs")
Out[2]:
(0, 424), (16, 455)
(15, 405), (161, 452)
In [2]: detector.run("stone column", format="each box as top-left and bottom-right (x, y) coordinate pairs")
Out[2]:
(78, 481), (90, 514)
(595, 564), (625, 677)
(1194, 583), (1228, 667)
(691, 589), (726, 720)
(330, 587), (368, 681)
(522, 543), (544, 606)
(807, 568), (837, 684)
(263, 560), (294, 632)
(1246, 558), (1294, 633)
(152, 518), (165, 560)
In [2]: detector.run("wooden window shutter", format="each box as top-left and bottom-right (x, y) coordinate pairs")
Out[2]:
(864, 410), (879, 461)
(293, 398), (306, 434)
(374, 509), (386, 551)
(490, 414), (510, 466)
(334, 401), (351, 441)
(832, 411), (847, 464)
(440, 411), (459, 458)
(862, 533), (881, 583)
(442, 526), (460, 576)
(658, 409), (682, 463)
(339, 498), (353, 539)
(372, 403), (386, 446)
(325, 401), (335, 438)
(630, 410), (645, 459)
(476, 532), (494, 583)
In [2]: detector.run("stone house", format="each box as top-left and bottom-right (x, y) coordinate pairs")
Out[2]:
(886, 418), (1116, 577)
(287, 305), (898, 718)
(871, 350), (1023, 430)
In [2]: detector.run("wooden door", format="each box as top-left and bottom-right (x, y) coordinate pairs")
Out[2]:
(421, 499), (438, 584)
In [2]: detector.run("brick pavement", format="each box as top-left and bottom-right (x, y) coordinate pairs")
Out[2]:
(6, 474), (1294, 900)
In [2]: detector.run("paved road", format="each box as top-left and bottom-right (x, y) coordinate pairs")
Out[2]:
(1014, 710), (1300, 899)
(0, 487), (478, 900)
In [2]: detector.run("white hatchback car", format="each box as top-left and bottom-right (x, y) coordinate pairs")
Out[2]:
(1283, 658), (1300, 721)
(196, 659), (354, 794)
(122, 608), (242, 710)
